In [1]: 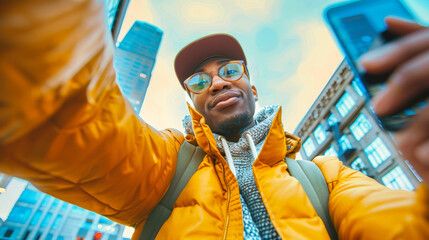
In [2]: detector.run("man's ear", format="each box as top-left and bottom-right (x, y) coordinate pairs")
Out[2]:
(251, 85), (258, 101)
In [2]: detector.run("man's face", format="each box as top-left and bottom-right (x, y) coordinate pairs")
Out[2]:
(188, 57), (258, 136)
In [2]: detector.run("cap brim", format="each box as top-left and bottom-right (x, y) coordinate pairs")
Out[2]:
(174, 34), (247, 90)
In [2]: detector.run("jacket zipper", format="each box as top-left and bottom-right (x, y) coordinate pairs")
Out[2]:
(221, 162), (231, 240)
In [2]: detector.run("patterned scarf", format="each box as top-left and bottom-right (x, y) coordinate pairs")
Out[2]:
(183, 106), (281, 240)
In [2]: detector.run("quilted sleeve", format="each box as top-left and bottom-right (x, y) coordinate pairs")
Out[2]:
(0, 0), (184, 226)
(313, 156), (429, 240)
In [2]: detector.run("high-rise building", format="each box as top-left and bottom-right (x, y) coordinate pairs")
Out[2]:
(293, 60), (421, 191)
(0, 182), (129, 240)
(114, 21), (163, 113)
(105, 0), (130, 43)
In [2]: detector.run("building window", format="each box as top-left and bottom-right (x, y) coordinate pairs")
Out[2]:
(22, 230), (30, 240)
(327, 113), (338, 126)
(60, 202), (69, 211)
(52, 215), (63, 230)
(51, 199), (60, 209)
(18, 189), (41, 204)
(40, 195), (51, 207)
(339, 135), (353, 152)
(352, 79), (365, 97)
(313, 124), (327, 144)
(3, 228), (14, 238)
(335, 92), (356, 118)
(30, 210), (42, 226)
(35, 232), (42, 240)
(381, 166), (414, 191)
(41, 212), (52, 228)
(77, 228), (89, 238)
(8, 206), (32, 224)
(350, 113), (372, 141)
(350, 157), (368, 175)
(303, 138), (316, 157)
(364, 137), (392, 168)
(84, 217), (94, 229)
(324, 145), (338, 157)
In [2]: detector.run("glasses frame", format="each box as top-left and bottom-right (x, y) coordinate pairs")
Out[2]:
(184, 60), (247, 94)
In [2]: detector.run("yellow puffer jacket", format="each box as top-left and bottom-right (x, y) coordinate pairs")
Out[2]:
(0, 0), (428, 239)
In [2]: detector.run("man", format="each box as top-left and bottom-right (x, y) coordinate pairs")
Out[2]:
(0, 1), (428, 239)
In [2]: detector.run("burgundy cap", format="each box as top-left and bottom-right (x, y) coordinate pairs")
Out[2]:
(174, 34), (247, 89)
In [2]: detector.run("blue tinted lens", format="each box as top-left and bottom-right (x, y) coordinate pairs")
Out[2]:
(219, 62), (243, 80)
(187, 74), (211, 93)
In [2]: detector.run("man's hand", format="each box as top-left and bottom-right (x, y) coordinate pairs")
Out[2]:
(360, 17), (429, 184)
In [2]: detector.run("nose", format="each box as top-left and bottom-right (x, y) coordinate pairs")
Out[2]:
(209, 75), (231, 94)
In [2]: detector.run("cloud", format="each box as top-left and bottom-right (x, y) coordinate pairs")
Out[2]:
(273, 21), (343, 131)
(181, 1), (226, 25)
(234, 0), (279, 18)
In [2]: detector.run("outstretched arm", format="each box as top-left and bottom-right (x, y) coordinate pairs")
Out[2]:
(0, 0), (184, 226)
(314, 157), (429, 239)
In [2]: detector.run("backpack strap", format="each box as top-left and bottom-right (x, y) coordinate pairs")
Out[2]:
(140, 143), (337, 240)
(140, 141), (206, 240)
(285, 157), (338, 240)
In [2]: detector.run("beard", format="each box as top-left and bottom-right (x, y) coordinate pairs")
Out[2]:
(216, 112), (253, 137)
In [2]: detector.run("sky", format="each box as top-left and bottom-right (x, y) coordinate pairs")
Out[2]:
(118, 0), (429, 134)
(1, 0), (428, 238)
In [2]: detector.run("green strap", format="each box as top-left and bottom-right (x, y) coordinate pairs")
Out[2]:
(139, 141), (205, 240)
(285, 158), (338, 240)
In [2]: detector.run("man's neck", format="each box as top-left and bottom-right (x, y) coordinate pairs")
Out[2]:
(221, 120), (256, 142)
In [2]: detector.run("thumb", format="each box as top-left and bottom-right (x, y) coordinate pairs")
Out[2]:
(385, 16), (426, 35)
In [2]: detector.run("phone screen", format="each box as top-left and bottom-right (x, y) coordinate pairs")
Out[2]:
(325, 0), (426, 131)
(327, 0), (414, 73)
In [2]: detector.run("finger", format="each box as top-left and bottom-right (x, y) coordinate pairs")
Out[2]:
(394, 106), (429, 184)
(360, 28), (429, 73)
(416, 140), (429, 165)
(372, 49), (429, 116)
(385, 16), (427, 35)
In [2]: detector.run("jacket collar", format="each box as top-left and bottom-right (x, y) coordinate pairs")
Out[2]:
(186, 104), (301, 165)
(187, 104), (224, 160)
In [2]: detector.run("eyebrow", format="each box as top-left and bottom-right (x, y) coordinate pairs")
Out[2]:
(194, 59), (231, 73)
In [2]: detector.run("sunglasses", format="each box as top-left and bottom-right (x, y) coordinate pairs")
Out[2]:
(184, 60), (247, 94)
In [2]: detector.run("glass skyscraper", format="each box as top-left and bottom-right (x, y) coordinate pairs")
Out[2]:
(114, 21), (163, 113)
(0, 182), (128, 240)
(105, 0), (130, 42)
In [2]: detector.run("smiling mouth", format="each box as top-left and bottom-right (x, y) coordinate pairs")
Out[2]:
(209, 91), (241, 110)
(214, 96), (240, 110)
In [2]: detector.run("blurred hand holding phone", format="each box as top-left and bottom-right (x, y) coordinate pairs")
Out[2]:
(325, 0), (428, 132)
(325, 0), (429, 185)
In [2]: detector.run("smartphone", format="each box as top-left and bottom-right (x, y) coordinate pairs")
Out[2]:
(325, 0), (428, 131)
